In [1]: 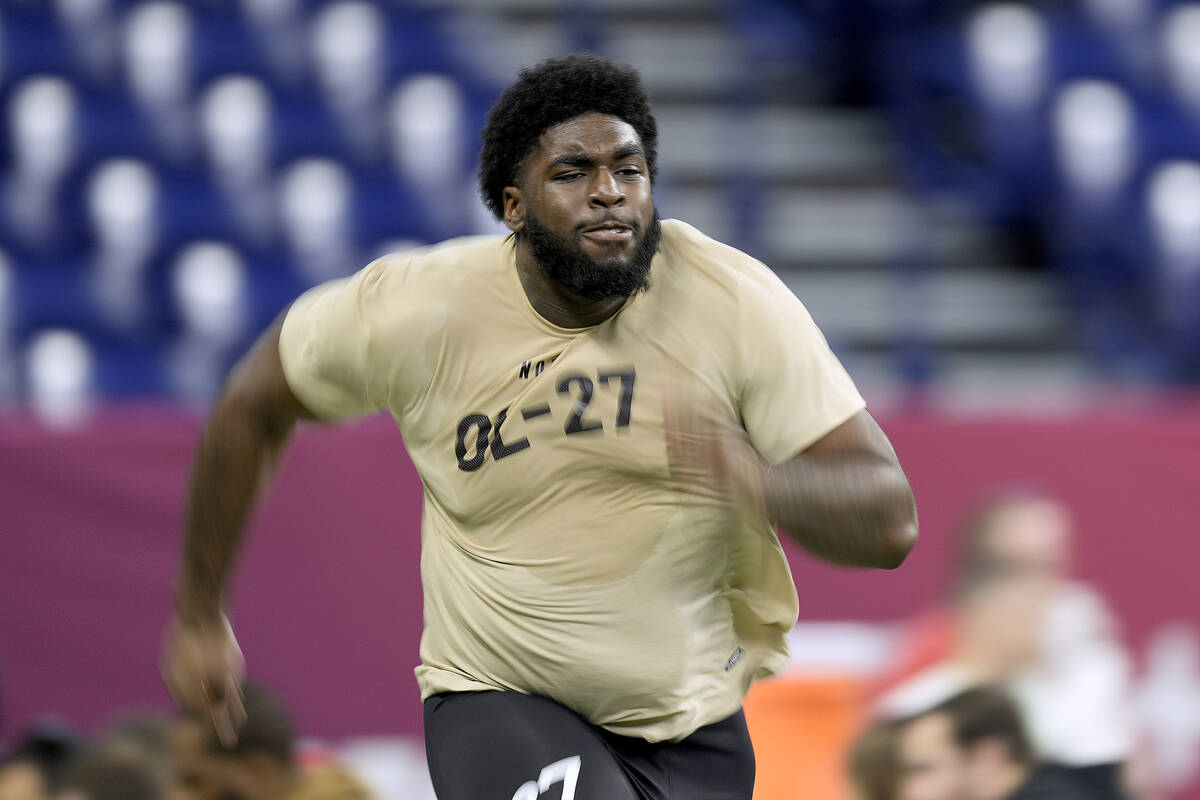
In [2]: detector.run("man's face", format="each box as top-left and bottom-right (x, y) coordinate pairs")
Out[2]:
(984, 500), (1072, 579)
(507, 112), (660, 301)
(897, 714), (969, 800)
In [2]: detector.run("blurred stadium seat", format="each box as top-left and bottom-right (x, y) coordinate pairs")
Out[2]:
(167, 240), (248, 401)
(198, 75), (275, 246)
(277, 156), (355, 282)
(26, 327), (93, 426)
(0, 0), (1197, 403)
(871, 0), (1200, 382)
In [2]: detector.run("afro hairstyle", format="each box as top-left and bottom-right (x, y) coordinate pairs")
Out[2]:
(478, 52), (659, 220)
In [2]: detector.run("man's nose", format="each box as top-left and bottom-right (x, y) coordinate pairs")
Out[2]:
(589, 169), (624, 208)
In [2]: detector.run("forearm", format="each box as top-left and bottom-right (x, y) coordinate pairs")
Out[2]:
(763, 450), (917, 569)
(175, 389), (295, 625)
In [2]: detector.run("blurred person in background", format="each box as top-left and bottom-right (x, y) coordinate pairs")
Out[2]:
(171, 683), (375, 800)
(875, 490), (1136, 799)
(848, 719), (901, 800)
(895, 687), (1092, 800)
(93, 714), (175, 800)
(0, 757), (46, 800)
(169, 713), (221, 800)
(0, 724), (81, 800)
(162, 52), (917, 800)
(55, 737), (167, 800)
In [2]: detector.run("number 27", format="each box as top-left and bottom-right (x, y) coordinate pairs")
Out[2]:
(557, 368), (635, 434)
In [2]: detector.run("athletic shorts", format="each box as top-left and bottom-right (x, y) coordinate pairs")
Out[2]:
(423, 691), (756, 800)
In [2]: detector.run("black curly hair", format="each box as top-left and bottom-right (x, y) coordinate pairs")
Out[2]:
(478, 53), (659, 220)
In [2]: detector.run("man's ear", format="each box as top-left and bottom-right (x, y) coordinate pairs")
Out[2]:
(503, 186), (525, 234)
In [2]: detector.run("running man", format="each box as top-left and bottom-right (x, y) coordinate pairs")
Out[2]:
(162, 54), (918, 800)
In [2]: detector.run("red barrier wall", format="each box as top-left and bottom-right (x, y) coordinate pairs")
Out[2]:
(1, 408), (1197, 772)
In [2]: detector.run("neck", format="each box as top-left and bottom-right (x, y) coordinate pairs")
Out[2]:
(514, 235), (626, 328)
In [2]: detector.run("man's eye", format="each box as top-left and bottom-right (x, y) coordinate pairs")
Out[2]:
(618, 167), (642, 177)
(555, 172), (584, 182)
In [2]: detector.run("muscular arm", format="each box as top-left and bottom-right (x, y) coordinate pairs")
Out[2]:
(164, 312), (315, 744)
(175, 314), (315, 624)
(764, 410), (917, 569)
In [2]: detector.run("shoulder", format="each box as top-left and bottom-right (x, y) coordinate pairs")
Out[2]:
(658, 218), (797, 308)
(659, 219), (775, 287)
(363, 234), (509, 296)
(348, 234), (509, 329)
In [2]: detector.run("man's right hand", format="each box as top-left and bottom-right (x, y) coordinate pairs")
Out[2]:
(161, 612), (247, 747)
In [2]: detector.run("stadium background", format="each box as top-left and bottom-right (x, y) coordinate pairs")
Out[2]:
(0, 0), (1198, 798)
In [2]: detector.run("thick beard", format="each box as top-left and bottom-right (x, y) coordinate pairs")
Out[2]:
(524, 209), (662, 301)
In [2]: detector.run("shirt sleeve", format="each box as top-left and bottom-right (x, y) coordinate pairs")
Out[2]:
(278, 259), (391, 421)
(737, 267), (866, 465)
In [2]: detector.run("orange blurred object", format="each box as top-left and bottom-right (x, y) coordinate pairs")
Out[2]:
(744, 675), (869, 800)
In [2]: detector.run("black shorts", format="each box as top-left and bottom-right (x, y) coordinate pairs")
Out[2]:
(423, 691), (755, 800)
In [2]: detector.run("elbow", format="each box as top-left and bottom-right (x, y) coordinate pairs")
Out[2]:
(876, 485), (918, 570)
(876, 516), (918, 570)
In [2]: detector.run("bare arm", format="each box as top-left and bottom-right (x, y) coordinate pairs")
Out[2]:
(763, 410), (917, 569)
(175, 315), (314, 624)
(163, 313), (315, 743)
(667, 405), (917, 570)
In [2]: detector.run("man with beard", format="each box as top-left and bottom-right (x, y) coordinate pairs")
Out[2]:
(162, 54), (918, 800)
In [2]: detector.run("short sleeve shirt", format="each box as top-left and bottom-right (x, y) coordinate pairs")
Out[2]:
(279, 219), (865, 742)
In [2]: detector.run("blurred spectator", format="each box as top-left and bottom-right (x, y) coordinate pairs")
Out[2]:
(894, 687), (1092, 800)
(169, 714), (221, 800)
(0, 759), (44, 800)
(874, 490), (1136, 800)
(94, 713), (175, 794)
(287, 767), (374, 800)
(56, 739), (167, 800)
(172, 684), (376, 800)
(848, 719), (901, 800)
(1133, 625), (1200, 795)
(0, 723), (81, 800)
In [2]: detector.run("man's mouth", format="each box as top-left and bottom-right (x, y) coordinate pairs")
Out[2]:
(581, 221), (635, 244)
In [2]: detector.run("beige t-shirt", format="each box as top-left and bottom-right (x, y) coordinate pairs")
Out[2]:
(278, 219), (865, 742)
